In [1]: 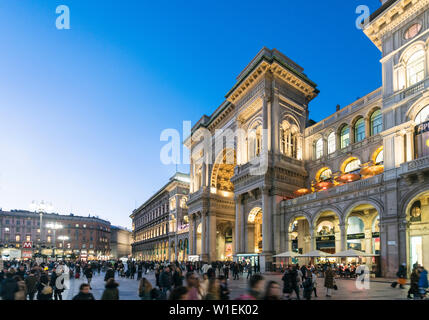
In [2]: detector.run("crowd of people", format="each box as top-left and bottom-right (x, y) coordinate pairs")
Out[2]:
(0, 258), (428, 300)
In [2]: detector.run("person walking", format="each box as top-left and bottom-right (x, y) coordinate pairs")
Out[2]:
(101, 278), (120, 300)
(25, 270), (39, 300)
(84, 265), (93, 286)
(185, 272), (202, 300)
(408, 265), (420, 299)
(138, 277), (153, 300)
(159, 266), (172, 299)
(236, 274), (265, 300)
(104, 265), (115, 282)
(72, 283), (96, 300)
(302, 270), (314, 300)
(311, 269), (318, 298)
(172, 266), (184, 288)
(391, 263), (407, 289)
(263, 281), (282, 300)
(417, 266), (428, 299)
(324, 266), (336, 297)
(281, 265), (300, 300)
(247, 264), (253, 279)
(0, 272), (19, 300)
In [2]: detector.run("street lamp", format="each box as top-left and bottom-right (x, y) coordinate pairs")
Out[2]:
(58, 236), (69, 259)
(46, 223), (63, 259)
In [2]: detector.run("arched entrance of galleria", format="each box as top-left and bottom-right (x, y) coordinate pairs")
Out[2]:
(405, 190), (429, 270)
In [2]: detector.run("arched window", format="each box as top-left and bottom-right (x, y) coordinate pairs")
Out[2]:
(318, 168), (332, 181)
(347, 217), (365, 234)
(340, 125), (350, 149)
(315, 138), (323, 159)
(407, 49), (425, 87)
(375, 149), (383, 164)
(370, 109), (382, 135)
(415, 105), (429, 124)
(248, 126), (262, 160)
(344, 158), (361, 173)
(280, 122), (299, 159)
(354, 118), (366, 142)
(327, 132), (336, 154)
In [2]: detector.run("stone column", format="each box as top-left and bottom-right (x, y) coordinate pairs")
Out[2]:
(364, 116), (370, 139)
(405, 127), (414, 162)
(260, 187), (273, 272)
(192, 215), (197, 255)
(200, 212), (208, 261)
(207, 212), (217, 262)
(364, 229), (372, 254)
(234, 195), (243, 254)
(309, 228), (315, 251)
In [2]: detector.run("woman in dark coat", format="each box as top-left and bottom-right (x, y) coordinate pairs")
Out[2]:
(408, 266), (420, 299)
(324, 266), (335, 297)
(101, 278), (119, 300)
(172, 267), (184, 288)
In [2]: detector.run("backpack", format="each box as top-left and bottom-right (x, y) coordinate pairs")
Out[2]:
(41, 283), (53, 295)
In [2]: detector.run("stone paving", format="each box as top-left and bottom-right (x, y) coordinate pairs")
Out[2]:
(61, 270), (411, 300)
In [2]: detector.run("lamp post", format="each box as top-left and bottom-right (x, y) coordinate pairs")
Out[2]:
(46, 223), (63, 260)
(58, 236), (69, 259)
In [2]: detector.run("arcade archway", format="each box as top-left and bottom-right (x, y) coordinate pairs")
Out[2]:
(247, 207), (263, 254)
(406, 190), (429, 269)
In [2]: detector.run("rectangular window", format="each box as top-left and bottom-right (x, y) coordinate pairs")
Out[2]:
(26, 235), (31, 242)
(15, 235), (21, 242)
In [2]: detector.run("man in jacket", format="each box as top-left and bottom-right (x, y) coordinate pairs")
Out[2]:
(25, 270), (39, 300)
(0, 272), (19, 300)
(159, 266), (172, 298)
(72, 283), (95, 300)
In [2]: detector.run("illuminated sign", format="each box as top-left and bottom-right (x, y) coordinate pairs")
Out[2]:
(415, 120), (429, 158)
(23, 242), (33, 248)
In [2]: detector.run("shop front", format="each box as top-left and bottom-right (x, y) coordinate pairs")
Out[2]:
(235, 253), (260, 267)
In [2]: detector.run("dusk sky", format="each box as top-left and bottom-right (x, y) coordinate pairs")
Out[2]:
(0, 0), (381, 228)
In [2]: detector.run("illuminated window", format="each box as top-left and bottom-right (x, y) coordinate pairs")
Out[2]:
(415, 105), (429, 125)
(4, 227), (9, 232)
(15, 235), (21, 242)
(405, 23), (422, 40)
(315, 138), (323, 159)
(318, 168), (332, 181)
(47, 236), (52, 242)
(26, 235), (31, 242)
(375, 149), (384, 164)
(344, 159), (361, 173)
(354, 118), (365, 142)
(327, 132), (336, 154)
(37, 229), (40, 233)
(280, 121), (299, 159)
(407, 50), (425, 87)
(340, 125), (350, 149)
(248, 126), (262, 160)
(371, 110), (382, 135)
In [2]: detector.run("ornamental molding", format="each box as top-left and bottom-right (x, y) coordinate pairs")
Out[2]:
(226, 61), (317, 105)
(364, 0), (429, 50)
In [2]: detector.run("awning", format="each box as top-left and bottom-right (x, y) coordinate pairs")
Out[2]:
(300, 250), (333, 257)
(273, 251), (301, 258)
(329, 249), (379, 257)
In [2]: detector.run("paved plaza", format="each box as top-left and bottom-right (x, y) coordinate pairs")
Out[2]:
(61, 270), (410, 300)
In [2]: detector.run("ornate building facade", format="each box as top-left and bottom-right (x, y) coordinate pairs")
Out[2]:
(131, 173), (190, 261)
(0, 210), (111, 260)
(185, 0), (429, 276)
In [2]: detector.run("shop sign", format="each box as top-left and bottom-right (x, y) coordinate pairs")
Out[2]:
(22, 251), (33, 258)
(347, 233), (365, 240)
(372, 232), (380, 238)
(316, 235), (335, 241)
(23, 242), (33, 249)
(415, 120), (429, 158)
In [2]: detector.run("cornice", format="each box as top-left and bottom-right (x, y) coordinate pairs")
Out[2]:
(364, 0), (429, 51)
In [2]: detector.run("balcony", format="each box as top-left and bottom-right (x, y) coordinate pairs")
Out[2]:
(283, 174), (383, 208)
(399, 156), (429, 183)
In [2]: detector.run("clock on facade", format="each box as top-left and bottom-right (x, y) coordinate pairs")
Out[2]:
(405, 23), (422, 40)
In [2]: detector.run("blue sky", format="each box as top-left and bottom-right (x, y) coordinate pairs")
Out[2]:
(0, 0), (381, 227)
